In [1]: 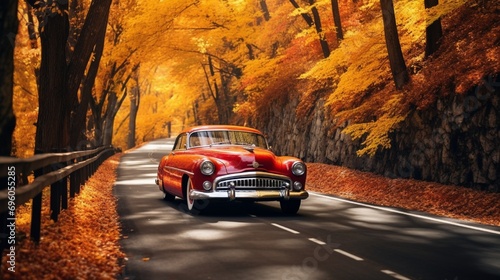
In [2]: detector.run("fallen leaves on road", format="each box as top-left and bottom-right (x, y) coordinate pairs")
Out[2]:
(306, 163), (500, 226)
(1, 154), (125, 279)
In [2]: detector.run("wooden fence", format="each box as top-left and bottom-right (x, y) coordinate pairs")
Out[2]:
(0, 146), (116, 250)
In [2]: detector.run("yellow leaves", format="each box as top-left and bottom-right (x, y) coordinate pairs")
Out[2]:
(192, 37), (212, 54)
(425, 0), (468, 26)
(298, 0), (445, 156)
(339, 91), (408, 157)
(343, 113), (407, 157)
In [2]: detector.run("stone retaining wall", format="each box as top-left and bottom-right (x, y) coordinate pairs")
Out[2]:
(259, 77), (499, 191)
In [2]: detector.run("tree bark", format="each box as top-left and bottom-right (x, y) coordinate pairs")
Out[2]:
(67, 0), (113, 107)
(259, 0), (271, 21)
(309, 0), (330, 58)
(101, 64), (138, 146)
(380, 0), (409, 90)
(26, 0), (113, 153)
(288, 0), (314, 26)
(424, 0), (442, 57)
(102, 91), (119, 146)
(70, 17), (107, 148)
(0, 0), (18, 157)
(34, 1), (71, 154)
(331, 0), (343, 41)
(67, 0), (113, 149)
(26, 1), (37, 49)
(128, 67), (141, 149)
(202, 57), (228, 124)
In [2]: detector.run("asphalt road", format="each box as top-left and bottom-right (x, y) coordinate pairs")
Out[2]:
(114, 139), (500, 280)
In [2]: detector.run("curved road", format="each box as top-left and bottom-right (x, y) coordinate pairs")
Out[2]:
(114, 139), (500, 280)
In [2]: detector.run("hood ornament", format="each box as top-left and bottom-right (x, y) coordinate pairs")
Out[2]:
(252, 161), (260, 168)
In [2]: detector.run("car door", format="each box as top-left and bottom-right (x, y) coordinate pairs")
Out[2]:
(163, 133), (187, 197)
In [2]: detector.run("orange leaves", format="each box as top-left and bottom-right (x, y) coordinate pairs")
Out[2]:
(1, 154), (125, 279)
(306, 163), (500, 226)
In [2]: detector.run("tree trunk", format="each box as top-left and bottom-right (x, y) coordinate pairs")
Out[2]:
(67, 0), (112, 106)
(102, 64), (137, 146)
(70, 19), (107, 148)
(26, 0), (113, 153)
(380, 0), (409, 90)
(331, 0), (343, 41)
(288, 0), (314, 26)
(67, 0), (112, 149)
(193, 101), (200, 125)
(309, 0), (330, 58)
(425, 0), (442, 57)
(128, 80), (140, 149)
(34, 1), (71, 154)
(203, 57), (224, 124)
(166, 121), (172, 138)
(26, 1), (37, 49)
(259, 0), (271, 21)
(0, 0), (18, 157)
(102, 92), (118, 146)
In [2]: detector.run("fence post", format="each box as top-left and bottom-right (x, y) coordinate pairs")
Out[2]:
(30, 167), (43, 243)
(49, 150), (64, 222)
(70, 157), (78, 198)
(61, 156), (69, 210)
(84, 151), (89, 183)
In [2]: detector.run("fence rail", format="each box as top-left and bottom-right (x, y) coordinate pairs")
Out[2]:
(0, 146), (116, 247)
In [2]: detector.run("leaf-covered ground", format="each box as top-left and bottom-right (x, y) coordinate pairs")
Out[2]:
(2, 156), (499, 279)
(1, 154), (125, 279)
(307, 163), (500, 227)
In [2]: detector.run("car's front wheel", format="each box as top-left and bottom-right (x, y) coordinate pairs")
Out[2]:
(280, 199), (301, 215)
(185, 178), (206, 214)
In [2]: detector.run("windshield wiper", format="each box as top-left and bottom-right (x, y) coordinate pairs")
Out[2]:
(210, 141), (231, 146)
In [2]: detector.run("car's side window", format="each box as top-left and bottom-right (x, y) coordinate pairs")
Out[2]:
(173, 134), (187, 150)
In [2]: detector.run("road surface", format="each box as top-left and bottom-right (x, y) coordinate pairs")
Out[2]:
(114, 138), (500, 280)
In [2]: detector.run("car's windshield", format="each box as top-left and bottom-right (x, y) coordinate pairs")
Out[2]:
(189, 130), (268, 149)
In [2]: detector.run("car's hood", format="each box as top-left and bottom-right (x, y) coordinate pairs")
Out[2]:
(195, 146), (281, 173)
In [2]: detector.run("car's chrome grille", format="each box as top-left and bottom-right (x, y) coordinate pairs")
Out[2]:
(216, 177), (290, 190)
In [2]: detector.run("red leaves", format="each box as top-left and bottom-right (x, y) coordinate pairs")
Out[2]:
(307, 163), (500, 226)
(1, 154), (125, 279)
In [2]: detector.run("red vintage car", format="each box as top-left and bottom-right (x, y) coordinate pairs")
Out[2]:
(155, 125), (308, 214)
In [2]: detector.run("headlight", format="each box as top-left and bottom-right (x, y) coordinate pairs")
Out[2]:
(291, 162), (306, 176)
(200, 160), (215, 175)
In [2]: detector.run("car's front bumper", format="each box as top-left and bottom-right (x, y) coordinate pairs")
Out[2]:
(189, 189), (309, 201)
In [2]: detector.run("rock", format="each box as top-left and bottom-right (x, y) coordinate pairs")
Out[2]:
(261, 77), (500, 191)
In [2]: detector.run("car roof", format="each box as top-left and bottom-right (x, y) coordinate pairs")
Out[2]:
(182, 125), (263, 135)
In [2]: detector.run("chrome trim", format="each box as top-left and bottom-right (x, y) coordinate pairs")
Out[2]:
(188, 171), (309, 201)
(163, 165), (195, 176)
(213, 171), (292, 191)
(228, 186), (236, 201)
(200, 160), (215, 175)
(291, 161), (306, 176)
(189, 189), (309, 200)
